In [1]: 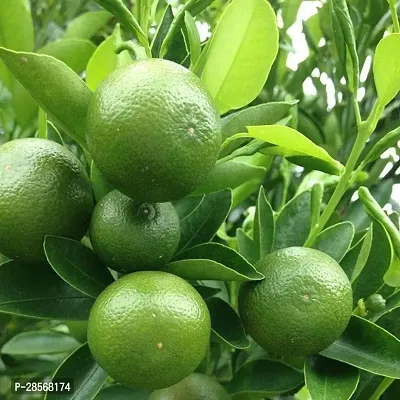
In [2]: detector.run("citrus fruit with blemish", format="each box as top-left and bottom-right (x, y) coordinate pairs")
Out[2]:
(87, 271), (211, 390)
(149, 373), (230, 400)
(239, 247), (353, 356)
(0, 138), (93, 262)
(86, 59), (221, 203)
(89, 190), (180, 272)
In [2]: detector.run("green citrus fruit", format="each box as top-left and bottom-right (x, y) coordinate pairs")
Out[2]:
(0, 138), (93, 262)
(89, 190), (180, 272)
(149, 373), (230, 400)
(87, 271), (211, 390)
(86, 59), (221, 203)
(239, 247), (353, 356)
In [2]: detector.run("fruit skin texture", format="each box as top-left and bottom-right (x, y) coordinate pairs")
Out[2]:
(86, 59), (221, 203)
(0, 138), (94, 262)
(89, 190), (180, 272)
(87, 271), (211, 390)
(149, 373), (231, 400)
(239, 247), (353, 357)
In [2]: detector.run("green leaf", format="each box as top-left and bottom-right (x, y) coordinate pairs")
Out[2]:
(320, 315), (400, 378)
(376, 307), (400, 339)
(90, 162), (115, 203)
(64, 11), (112, 39)
(305, 355), (359, 400)
(224, 126), (344, 175)
(151, 5), (174, 58)
(201, 0), (279, 114)
(274, 190), (311, 250)
(350, 370), (387, 400)
(2, 331), (79, 356)
(374, 34), (400, 106)
(178, 189), (232, 253)
(0, 0), (34, 91)
(0, 260), (94, 320)
(1, 358), (58, 377)
(0, 48), (91, 150)
(184, 11), (201, 69)
(45, 343), (108, 400)
(194, 285), (222, 300)
(340, 230), (372, 281)
(206, 297), (249, 349)
(95, 385), (151, 400)
(173, 194), (204, 221)
(44, 236), (114, 299)
(192, 160), (266, 195)
(297, 171), (340, 194)
(228, 359), (304, 397)
(39, 39), (96, 74)
(313, 222), (355, 262)
(330, 0), (359, 94)
(86, 24), (132, 91)
(253, 186), (275, 260)
(237, 228), (258, 266)
(352, 222), (393, 303)
(166, 243), (264, 281)
(281, 0), (302, 29)
(361, 126), (400, 168)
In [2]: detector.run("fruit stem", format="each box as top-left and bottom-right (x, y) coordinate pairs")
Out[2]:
(305, 101), (383, 247)
(389, 2), (400, 33)
(116, 41), (148, 60)
(368, 377), (395, 400)
(159, 0), (198, 58)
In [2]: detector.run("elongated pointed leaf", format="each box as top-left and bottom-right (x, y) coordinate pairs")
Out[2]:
(2, 331), (80, 356)
(253, 187), (275, 260)
(44, 236), (114, 299)
(320, 315), (400, 378)
(64, 11), (112, 39)
(376, 307), (400, 339)
(167, 243), (264, 281)
(229, 359), (304, 397)
(151, 5), (174, 58)
(224, 126), (344, 175)
(237, 228), (258, 265)
(39, 39), (96, 74)
(313, 222), (355, 262)
(0, 260), (94, 320)
(374, 34), (400, 106)
(274, 190), (311, 250)
(201, 0), (279, 114)
(305, 355), (359, 400)
(178, 189), (232, 253)
(0, 48), (91, 150)
(173, 194), (205, 221)
(45, 343), (108, 400)
(184, 11), (201, 68)
(206, 297), (249, 349)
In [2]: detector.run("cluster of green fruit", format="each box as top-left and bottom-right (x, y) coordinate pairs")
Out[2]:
(0, 59), (353, 395)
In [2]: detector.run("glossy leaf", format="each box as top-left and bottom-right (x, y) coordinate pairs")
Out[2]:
(39, 39), (96, 74)
(173, 194), (204, 221)
(253, 186), (275, 260)
(297, 171), (340, 194)
(95, 385), (151, 400)
(193, 160), (266, 195)
(2, 331), (79, 356)
(376, 307), (400, 339)
(201, 0), (279, 114)
(194, 285), (222, 300)
(320, 315), (400, 378)
(86, 24), (132, 91)
(281, 0), (302, 29)
(0, 260), (94, 320)
(64, 11), (112, 39)
(313, 222), (355, 262)
(178, 189), (232, 253)
(237, 228), (258, 266)
(0, 0), (34, 91)
(305, 355), (359, 400)
(0, 48), (91, 150)
(224, 126), (344, 175)
(44, 236), (114, 299)
(151, 5), (174, 58)
(91, 162), (115, 202)
(46, 343), (108, 400)
(206, 297), (249, 349)
(167, 243), (264, 281)
(274, 190), (311, 250)
(1, 358), (58, 377)
(352, 222), (393, 303)
(184, 12), (201, 69)
(374, 34), (400, 106)
(228, 359), (304, 397)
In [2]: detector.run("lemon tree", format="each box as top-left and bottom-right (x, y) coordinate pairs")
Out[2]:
(0, 1), (400, 400)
